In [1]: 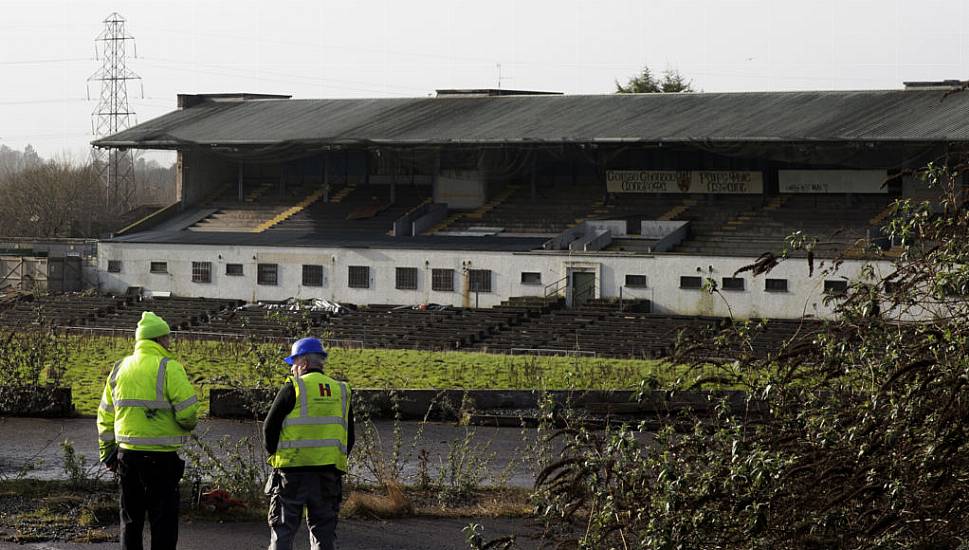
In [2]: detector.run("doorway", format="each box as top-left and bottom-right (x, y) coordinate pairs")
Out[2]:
(570, 271), (596, 307)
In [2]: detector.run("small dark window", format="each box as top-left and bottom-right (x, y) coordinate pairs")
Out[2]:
(396, 267), (418, 290)
(348, 266), (370, 289)
(432, 268), (454, 292)
(469, 269), (492, 293)
(149, 261), (167, 274)
(521, 272), (542, 285)
(680, 276), (702, 289)
(257, 263), (278, 286)
(721, 277), (745, 291)
(192, 261), (212, 283)
(226, 263), (244, 276)
(765, 278), (788, 293)
(302, 265), (324, 287)
(107, 260), (122, 273)
(824, 280), (848, 295)
(625, 274), (647, 288)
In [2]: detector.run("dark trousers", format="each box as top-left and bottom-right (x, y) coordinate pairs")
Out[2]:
(267, 469), (343, 550)
(118, 450), (185, 550)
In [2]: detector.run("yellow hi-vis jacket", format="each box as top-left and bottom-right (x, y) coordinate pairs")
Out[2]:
(268, 372), (350, 471)
(96, 339), (199, 462)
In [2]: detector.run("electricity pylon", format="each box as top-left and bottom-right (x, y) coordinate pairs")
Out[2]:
(88, 12), (142, 211)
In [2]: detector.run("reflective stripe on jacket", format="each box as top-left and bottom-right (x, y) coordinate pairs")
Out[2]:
(268, 372), (350, 471)
(96, 339), (199, 461)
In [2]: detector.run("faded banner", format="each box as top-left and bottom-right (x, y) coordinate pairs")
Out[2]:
(606, 170), (763, 194)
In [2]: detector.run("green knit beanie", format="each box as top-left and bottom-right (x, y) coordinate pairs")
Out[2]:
(135, 311), (170, 341)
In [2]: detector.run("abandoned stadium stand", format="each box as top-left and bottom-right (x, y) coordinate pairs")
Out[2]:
(89, 86), (969, 320)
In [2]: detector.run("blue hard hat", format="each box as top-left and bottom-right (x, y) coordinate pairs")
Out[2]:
(284, 337), (327, 365)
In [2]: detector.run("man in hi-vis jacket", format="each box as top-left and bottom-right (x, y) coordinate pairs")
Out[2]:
(263, 337), (354, 550)
(97, 311), (199, 550)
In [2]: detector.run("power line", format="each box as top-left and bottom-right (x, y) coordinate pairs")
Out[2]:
(0, 57), (92, 66)
(138, 56), (429, 94)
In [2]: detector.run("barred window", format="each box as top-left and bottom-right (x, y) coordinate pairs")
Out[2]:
(721, 277), (745, 291)
(624, 274), (647, 288)
(257, 263), (278, 286)
(824, 280), (848, 295)
(149, 261), (167, 274)
(432, 268), (454, 292)
(680, 276), (702, 289)
(396, 267), (418, 290)
(192, 261), (212, 283)
(348, 265), (370, 289)
(107, 260), (122, 273)
(302, 265), (324, 287)
(765, 278), (788, 293)
(226, 263), (244, 276)
(521, 272), (542, 285)
(468, 269), (492, 293)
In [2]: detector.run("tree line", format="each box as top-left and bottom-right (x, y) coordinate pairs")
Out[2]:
(0, 145), (175, 238)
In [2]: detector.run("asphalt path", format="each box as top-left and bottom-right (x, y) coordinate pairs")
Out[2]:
(0, 517), (544, 549)
(0, 417), (544, 487)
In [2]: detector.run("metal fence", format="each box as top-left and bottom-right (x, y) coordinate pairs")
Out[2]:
(510, 347), (597, 357)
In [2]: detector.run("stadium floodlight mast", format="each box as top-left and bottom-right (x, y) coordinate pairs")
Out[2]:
(87, 12), (143, 212)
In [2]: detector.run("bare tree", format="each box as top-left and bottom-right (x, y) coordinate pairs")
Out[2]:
(0, 158), (109, 237)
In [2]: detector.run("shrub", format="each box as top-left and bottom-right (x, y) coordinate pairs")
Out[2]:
(535, 163), (969, 548)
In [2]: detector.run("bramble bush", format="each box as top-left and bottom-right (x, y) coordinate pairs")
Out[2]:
(534, 163), (969, 548)
(0, 329), (68, 416)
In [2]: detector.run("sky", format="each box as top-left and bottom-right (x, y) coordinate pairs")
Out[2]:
(1, 0), (968, 161)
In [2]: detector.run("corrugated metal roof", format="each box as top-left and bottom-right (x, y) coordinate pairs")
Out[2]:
(93, 89), (969, 148)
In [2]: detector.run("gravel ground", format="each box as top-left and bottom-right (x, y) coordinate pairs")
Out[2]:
(0, 517), (544, 549)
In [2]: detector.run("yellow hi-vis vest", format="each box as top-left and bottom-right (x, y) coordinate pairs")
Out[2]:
(96, 339), (199, 460)
(268, 372), (350, 471)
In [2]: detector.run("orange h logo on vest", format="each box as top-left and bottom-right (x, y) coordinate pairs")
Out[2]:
(319, 383), (331, 397)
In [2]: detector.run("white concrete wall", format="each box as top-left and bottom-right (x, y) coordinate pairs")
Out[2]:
(97, 241), (892, 319)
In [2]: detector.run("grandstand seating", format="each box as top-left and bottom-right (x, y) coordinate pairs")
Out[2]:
(0, 294), (124, 329)
(84, 296), (241, 331)
(267, 184), (432, 236)
(187, 181), (325, 232)
(669, 194), (892, 256)
(472, 300), (814, 359)
(203, 306), (329, 339)
(439, 184), (605, 235)
(320, 304), (530, 350)
(1, 292), (819, 359)
(0, 294), (247, 333)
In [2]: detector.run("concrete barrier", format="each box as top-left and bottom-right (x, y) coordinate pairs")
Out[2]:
(0, 387), (74, 417)
(209, 387), (756, 420)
